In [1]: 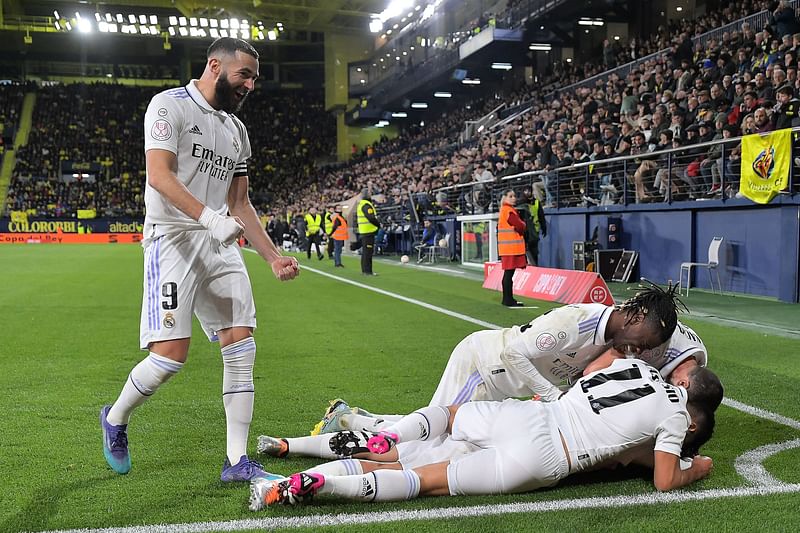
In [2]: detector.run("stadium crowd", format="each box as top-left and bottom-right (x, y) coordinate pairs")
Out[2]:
(4, 84), (335, 218)
(305, 0), (800, 213)
(3, 0), (800, 220)
(0, 82), (25, 153)
(7, 83), (157, 217)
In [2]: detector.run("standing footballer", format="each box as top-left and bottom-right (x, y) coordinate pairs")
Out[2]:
(99, 37), (299, 482)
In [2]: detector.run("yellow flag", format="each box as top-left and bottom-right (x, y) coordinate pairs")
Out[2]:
(740, 129), (791, 204)
(10, 210), (28, 225)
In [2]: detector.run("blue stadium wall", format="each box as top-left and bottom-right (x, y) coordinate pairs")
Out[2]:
(538, 198), (800, 303)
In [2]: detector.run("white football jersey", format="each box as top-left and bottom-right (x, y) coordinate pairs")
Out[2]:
(639, 320), (708, 378)
(548, 357), (690, 473)
(496, 304), (613, 398)
(142, 81), (251, 241)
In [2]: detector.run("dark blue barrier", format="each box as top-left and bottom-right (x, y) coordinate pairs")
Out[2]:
(539, 197), (800, 302)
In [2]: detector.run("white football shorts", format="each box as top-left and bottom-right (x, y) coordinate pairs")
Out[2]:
(446, 399), (569, 495)
(139, 230), (256, 350)
(396, 434), (479, 470)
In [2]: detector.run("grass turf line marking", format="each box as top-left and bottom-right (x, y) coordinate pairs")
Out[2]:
(287, 261), (501, 330)
(37, 484), (800, 533)
(734, 439), (800, 487)
(686, 311), (800, 339)
(722, 398), (800, 431)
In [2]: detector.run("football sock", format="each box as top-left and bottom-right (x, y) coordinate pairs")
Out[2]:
(222, 337), (256, 464)
(304, 458), (364, 477)
(107, 352), (183, 425)
(318, 470), (421, 502)
(340, 412), (397, 432)
(285, 434), (340, 459)
(381, 406), (450, 443)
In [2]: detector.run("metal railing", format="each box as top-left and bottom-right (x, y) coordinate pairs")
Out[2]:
(460, 102), (506, 143)
(427, 129), (800, 215)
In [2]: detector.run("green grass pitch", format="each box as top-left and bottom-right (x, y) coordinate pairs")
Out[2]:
(1, 244), (799, 532)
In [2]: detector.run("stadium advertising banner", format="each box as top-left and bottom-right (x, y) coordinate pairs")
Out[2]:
(0, 217), (143, 244)
(60, 160), (104, 174)
(740, 129), (791, 204)
(483, 262), (615, 305)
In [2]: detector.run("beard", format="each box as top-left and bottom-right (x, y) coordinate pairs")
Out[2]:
(214, 72), (248, 113)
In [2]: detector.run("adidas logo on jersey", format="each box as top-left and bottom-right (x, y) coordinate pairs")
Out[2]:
(189, 124), (203, 135)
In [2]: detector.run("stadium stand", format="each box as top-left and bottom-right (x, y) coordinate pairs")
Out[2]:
(4, 84), (335, 218)
(319, 0), (800, 215)
(2, 0), (799, 222)
(0, 82), (25, 152)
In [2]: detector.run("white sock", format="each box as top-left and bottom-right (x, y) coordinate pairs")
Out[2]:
(340, 412), (394, 431)
(285, 434), (339, 459)
(285, 430), (373, 459)
(318, 470), (421, 502)
(222, 337), (256, 464)
(107, 352), (183, 425)
(382, 406), (450, 443)
(304, 458), (364, 476)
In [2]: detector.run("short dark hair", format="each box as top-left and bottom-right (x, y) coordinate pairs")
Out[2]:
(207, 37), (259, 60)
(687, 366), (724, 411)
(616, 280), (685, 343)
(682, 402), (716, 457)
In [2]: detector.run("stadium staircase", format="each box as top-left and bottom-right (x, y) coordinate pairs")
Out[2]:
(0, 91), (35, 212)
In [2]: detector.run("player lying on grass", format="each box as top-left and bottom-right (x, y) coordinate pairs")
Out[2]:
(309, 285), (710, 436)
(249, 355), (722, 509)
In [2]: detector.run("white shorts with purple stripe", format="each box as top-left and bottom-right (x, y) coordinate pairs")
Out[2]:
(429, 334), (512, 406)
(139, 230), (256, 350)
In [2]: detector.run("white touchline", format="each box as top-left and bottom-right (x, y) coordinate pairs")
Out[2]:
(722, 398), (800, 430)
(289, 261), (502, 330)
(38, 484), (800, 533)
(61, 252), (793, 533)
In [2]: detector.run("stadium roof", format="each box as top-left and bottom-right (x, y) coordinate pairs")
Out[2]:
(13, 0), (387, 34)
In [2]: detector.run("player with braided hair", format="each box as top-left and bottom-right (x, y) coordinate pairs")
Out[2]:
(615, 279), (686, 343)
(288, 283), (707, 439)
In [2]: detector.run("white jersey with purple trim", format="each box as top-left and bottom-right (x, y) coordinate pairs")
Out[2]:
(547, 357), (690, 473)
(639, 320), (708, 378)
(142, 80), (251, 242)
(495, 303), (614, 400)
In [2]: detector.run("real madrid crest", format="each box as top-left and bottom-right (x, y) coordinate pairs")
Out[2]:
(163, 312), (176, 329)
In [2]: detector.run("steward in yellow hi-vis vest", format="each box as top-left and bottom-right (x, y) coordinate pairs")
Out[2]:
(304, 207), (324, 260)
(357, 192), (380, 275)
(324, 206), (335, 260)
(497, 189), (527, 307)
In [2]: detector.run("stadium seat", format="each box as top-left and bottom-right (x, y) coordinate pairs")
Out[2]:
(678, 237), (723, 297)
(416, 232), (450, 264)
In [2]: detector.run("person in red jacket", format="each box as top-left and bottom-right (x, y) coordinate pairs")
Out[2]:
(497, 189), (527, 307)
